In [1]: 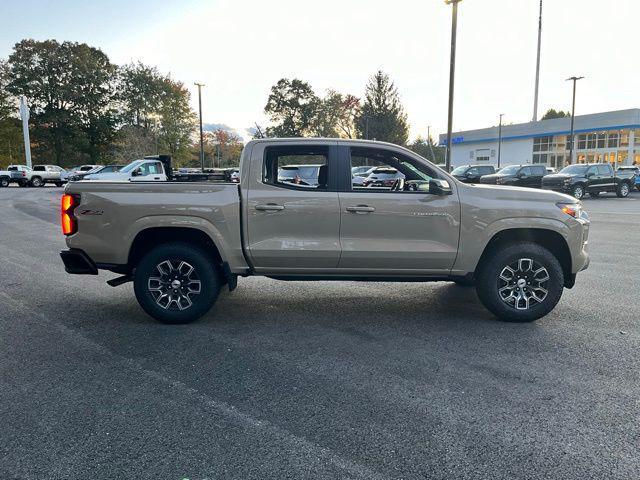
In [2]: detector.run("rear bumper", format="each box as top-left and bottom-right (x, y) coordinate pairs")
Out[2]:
(60, 249), (98, 275)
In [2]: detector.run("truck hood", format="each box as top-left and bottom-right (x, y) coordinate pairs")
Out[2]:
(463, 182), (576, 203)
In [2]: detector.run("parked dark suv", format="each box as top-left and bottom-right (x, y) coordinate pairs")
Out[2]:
(542, 163), (635, 199)
(479, 164), (547, 188)
(451, 165), (496, 183)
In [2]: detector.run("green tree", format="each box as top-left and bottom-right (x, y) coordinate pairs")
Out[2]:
(408, 136), (445, 165)
(6, 39), (118, 165)
(541, 108), (571, 120)
(156, 79), (196, 163)
(0, 60), (23, 167)
(311, 90), (361, 138)
(356, 71), (409, 145)
(117, 62), (165, 129)
(264, 78), (319, 137)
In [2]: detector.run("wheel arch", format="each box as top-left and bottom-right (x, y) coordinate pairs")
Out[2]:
(127, 226), (224, 271)
(476, 228), (573, 287)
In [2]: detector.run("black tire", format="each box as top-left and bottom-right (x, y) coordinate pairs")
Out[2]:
(133, 242), (221, 324)
(475, 242), (564, 322)
(55, 182), (63, 187)
(30, 176), (43, 187)
(616, 182), (630, 198)
(18, 181), (27, 188)
(0, 177), (9, 188)
(589, 191), (600, 198)
(571, 184), (585, 199)
(453, 278), (475, 287)
(637, 184), (640, 192)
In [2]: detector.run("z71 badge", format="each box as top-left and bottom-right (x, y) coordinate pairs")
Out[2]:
(78, 209), (104, 216)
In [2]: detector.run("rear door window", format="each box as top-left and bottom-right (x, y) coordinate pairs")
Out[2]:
(597, 165), (611, 176)
(264, 145), (330, 190)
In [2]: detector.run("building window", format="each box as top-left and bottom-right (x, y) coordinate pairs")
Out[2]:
(577, 134), (587, 150)
(533, 136), (552, 152)
(597, 132), (606, 149)
(587, 133), (596, 149)
(532, 153), (547, 164)
(608, 132), (619, 148)
(634, 151), (640, 165)
(620, 129), (630, 147)
(618, 151), (629, 164)
(475, 149), (490, 162)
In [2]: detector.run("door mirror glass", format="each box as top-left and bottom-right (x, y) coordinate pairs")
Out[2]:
(131, 168), (140, 177)
(429, 179), (452, 195)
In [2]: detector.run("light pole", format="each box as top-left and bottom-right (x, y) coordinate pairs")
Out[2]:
(444, 0), (462, 173)
(532, 0), (543, 121)
(566, 76), (584, 165)
(497, 114), (504, 169)
(194, 82), (205, 172)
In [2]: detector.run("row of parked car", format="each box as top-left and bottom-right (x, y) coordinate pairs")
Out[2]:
(449, 163), (639, 199)
(0, 159), (243, 188)
(0, 163), (125, 188)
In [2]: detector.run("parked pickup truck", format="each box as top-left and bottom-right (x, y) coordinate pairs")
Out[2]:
(60, 139), (590, 324)
(32, 164), (67, 187)
(8, 165), (37, 187)
(616, 165), (640, 191)
(542, 163), (635, 199)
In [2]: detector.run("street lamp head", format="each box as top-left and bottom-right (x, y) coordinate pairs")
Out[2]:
(445, 0), (462, 3)
(566, 76), (584, 81)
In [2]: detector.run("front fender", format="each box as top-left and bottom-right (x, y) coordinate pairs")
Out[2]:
(452, 216), (574, 274)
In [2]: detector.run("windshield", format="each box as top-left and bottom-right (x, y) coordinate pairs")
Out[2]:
(498, 165), (520, 175)
(560, 165), (589, 174)
(451, 166), (468, 175)
(120, 160), (145, 173)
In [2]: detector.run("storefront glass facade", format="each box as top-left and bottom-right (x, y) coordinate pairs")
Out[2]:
(532, 129), (640, 168)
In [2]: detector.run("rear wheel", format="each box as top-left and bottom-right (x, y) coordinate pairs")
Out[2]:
(0, 177), (8, 188)
(616, 182), (630, 198)
(30, 176), (43, 187)
(475, 242), (564, 322)
(55, 182), (63, 187)
(18, 181), (27, 188)
(133, 242), (221, 324)
(571, 185), (584, 199)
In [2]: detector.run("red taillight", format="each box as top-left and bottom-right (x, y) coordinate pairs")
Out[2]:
(61, 194), (80, 235)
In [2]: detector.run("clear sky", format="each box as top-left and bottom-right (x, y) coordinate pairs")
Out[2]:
(2, 0), (639, 140)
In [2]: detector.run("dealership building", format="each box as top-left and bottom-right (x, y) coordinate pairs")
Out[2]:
(439, 109), (640, 170)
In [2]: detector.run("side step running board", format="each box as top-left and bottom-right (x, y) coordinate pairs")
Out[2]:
(107, 275), (133, 287)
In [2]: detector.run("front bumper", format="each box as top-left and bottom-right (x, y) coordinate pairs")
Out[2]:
(60, 249), (98, 275)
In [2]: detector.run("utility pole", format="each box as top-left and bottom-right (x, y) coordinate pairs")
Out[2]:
(532, 0), (542, 121)
(427, 126), (436, 161)
(19, 96), (32, 168)
(445, 0), (462, 173)
(566, 76), (584, 165)
(194, 82), (205, 172)
(497, 114), (504, 169)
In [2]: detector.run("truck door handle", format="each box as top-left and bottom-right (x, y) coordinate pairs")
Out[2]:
(255, 204), (285, 211)
(346, 205), (375, 213)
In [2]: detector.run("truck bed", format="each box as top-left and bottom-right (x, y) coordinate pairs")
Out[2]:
(64, 181), (248, 272)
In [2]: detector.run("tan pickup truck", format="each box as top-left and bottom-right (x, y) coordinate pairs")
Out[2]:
(60, 138), (590, 324)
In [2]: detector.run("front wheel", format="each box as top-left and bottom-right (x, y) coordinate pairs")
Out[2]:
(616, 182), (630, 198)
(0, 177), (9, 188)
(133, 242), (221, 324)
(571, 185), (585, 199)
(475, 242), (564, 322)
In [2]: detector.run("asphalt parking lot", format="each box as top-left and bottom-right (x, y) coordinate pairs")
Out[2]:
(1, 185), (639, 480)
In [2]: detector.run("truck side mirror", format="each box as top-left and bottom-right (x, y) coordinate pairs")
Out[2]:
(430, 179), (452, 195)
(131, 169), (140, 177)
